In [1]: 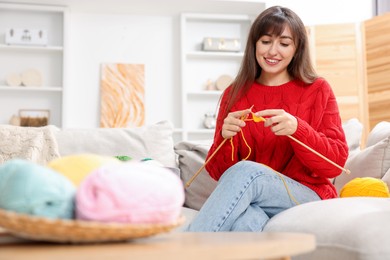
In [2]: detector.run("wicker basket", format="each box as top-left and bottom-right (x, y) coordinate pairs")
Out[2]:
(0, 209), (184, 243)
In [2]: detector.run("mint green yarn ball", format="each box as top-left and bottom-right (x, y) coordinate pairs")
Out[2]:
(0, 159), (76, 219)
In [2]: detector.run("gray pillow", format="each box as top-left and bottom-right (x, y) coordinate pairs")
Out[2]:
(174, 140), (217, 211)
(366, 121), (390, 147)
(334, 136), (390, 193)
(342, 118), (363, 157)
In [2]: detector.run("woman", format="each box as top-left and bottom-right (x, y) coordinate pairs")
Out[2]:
(185, 6), (349, 232)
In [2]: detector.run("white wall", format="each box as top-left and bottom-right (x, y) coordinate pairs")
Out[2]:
(65, 13), (180, 128)
(64, 0), (374, 128)
(261, 0), (374, 25)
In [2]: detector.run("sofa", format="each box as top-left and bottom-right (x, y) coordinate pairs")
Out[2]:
(1, 119), (390, 259)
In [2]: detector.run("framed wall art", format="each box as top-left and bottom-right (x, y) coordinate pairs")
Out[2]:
(100, 63), (145, 128)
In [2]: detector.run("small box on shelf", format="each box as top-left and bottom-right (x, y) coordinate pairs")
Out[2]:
(202, 37), (240, 52)
(5, 28), (48, 46)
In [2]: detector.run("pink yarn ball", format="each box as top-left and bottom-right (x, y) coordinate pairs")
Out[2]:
(76, 162), (184, 224)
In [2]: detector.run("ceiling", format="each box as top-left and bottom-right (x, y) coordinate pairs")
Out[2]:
(1, 0), (266, 15)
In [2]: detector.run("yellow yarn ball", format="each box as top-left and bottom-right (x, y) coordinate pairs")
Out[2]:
(47, 154), (121, 186)
(340, 177), (390, 198)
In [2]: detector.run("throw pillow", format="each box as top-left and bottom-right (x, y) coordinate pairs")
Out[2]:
(366, 121), (390, 147)
(382, 168), (390, 189)
(342, 118), (363, 157)
(334, 136), (390, 194)
(330, 118), (363, 185)
(54, 120), (177, 168)
(174, 140), (217, 211)
(0, 125), (60, 165)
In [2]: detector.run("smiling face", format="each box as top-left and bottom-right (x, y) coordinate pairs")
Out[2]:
(255, 25), (297, 85)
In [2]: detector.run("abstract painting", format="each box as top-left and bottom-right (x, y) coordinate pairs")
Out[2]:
(100, 63), (145, 128)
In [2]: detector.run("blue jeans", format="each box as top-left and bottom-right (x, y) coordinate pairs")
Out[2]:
(185, 161), (320, 232)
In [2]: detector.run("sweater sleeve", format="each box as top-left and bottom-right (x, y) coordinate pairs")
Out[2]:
(205, 88), (240, 181)
(290, 79), (349, 179)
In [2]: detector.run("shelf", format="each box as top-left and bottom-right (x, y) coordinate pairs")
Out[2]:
(187, 90), (223, 97)
(185, 13), (253, 23)
(0, 3), (67, 127)
(180, 12), (251, 141)
(187, 129), (216, 134)
(0, 44), (63, 52)
(0, 86), (62, 92)
(186, 51), (243, 59)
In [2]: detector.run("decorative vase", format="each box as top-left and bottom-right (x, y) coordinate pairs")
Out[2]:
(203, 113), (216, 129)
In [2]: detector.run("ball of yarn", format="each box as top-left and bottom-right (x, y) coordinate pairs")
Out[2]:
(0, 159), (76, 219)
(76, 162), (184, 224)
(47, 154), (120, 186)
(340, 177), (390, 198)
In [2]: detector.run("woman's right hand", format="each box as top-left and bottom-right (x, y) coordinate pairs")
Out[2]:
(221, 108), (252, 139)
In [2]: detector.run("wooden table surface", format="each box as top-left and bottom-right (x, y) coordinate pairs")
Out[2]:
(0, 228), (315, 260)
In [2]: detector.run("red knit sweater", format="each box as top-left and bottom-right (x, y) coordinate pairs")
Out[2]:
(205, 78), (349, 199)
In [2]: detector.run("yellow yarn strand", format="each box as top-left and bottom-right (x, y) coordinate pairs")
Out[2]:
(230, 137), (234, 161)
(274, 171), (300, 205)
(241, 128), (252, 160)
(230, 112), (264, 162)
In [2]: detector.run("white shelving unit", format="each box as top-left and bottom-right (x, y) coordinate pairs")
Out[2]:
(178, 13), (253, 141)
(0, 3), (68, 127)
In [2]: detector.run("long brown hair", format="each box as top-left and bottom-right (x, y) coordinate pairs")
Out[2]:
(222, 6), (317, 118)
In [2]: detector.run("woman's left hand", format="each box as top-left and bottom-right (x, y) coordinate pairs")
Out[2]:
(254, 109), (298, 136)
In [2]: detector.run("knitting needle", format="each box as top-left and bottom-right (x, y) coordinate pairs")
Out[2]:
(286, 135), (351, 174)
(255, 112), (350, 174)
(186, 107), (254, 188)
(185, 138), (228, 188)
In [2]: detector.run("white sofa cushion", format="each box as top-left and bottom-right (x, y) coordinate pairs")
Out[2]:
(263, 197), (390, 260)
(55, 120), (177, 168)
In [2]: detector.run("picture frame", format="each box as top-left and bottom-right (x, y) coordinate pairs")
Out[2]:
(18, 109), (50, 127)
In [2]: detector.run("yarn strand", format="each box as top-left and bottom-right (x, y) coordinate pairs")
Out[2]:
(185, 138), (228, 188)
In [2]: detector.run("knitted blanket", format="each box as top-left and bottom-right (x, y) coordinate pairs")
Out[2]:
(0, 125), (60, 165)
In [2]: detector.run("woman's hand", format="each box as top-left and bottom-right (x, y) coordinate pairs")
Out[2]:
(221, 108), (252, 139)
(254, 109), (297, 136)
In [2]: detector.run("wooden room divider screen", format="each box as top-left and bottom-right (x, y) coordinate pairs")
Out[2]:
(363, 12), (390, 130)
(306, 23), (369, 140)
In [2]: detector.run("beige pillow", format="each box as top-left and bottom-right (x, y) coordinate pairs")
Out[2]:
(329, 118), (363, 185)
(381, 168), (390, 189)
(366, 121), (390, 147)
(334, 120), (390, 193)
(174, 140), (217, 211)
(334, 136), (390, 193)
(342, 118), (363, 157)
(54, 120), (177, 168)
